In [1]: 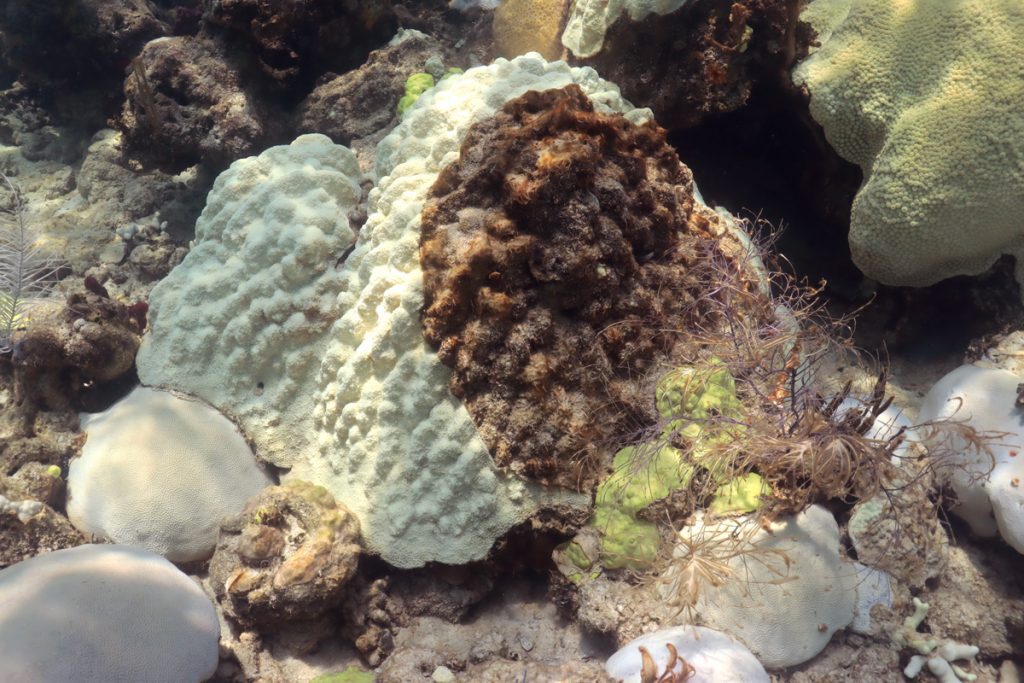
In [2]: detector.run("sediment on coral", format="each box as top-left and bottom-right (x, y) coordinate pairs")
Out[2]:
(419, 84), (767, 488)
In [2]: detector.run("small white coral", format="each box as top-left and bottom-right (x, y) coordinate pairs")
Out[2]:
(917, 364), (1024, 554)
(68, 386), (273, 561)
(897, 598), (979, 683)
(663, 505), (858, 668)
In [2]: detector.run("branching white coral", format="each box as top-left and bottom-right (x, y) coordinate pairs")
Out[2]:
(895, 598), (979, 683)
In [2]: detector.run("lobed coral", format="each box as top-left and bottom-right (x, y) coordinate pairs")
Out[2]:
(792, 0), (1024, 289)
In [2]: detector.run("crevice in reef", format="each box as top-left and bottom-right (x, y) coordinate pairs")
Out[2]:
(668, 82), (1024, 366)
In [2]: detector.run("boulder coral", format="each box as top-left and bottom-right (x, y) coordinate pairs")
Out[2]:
(792, 0), (1024, 289)
(0, 544), (219, 682)
(204, 0), (396, 87)
(68, 386), (273, 562)
(138, 55), (768, 568)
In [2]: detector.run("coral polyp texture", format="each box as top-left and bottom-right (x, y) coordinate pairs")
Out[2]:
(792, 0), (1024, 288)
(420, 85), (726, 487)
(137, 134), (364, 468)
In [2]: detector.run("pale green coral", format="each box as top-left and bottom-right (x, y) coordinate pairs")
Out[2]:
(396, 73), (435, 117)
(396, 68), (463, 117)
(792, 0), (1024, 290)
(590, 361), (762, 570)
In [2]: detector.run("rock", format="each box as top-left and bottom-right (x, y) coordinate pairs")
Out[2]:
(118, 31), (285, 169)
(204, 0), (396, 88)
(298, 29), (454, 144)
(848, 466), (948, 587)
(0, 500), (85, 569)
(209, 480), (362, 630)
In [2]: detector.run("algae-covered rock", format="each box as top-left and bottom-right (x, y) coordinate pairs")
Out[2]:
(210, 480), (362, 630)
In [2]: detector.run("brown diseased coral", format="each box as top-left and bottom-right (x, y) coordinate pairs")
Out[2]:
(419, 85), (746, 488)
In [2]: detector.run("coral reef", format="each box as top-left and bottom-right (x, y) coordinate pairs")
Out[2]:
(140, 56), (662, 567)
(420, 84), (742, 486)
(210, 481), (362, 630)
(136, 134), (365, 473)
(792, 0), (1024, 289)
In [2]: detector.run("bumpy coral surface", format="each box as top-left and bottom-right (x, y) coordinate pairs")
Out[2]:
(140, 56), (762, 568)
(137, 134), (364, 468)
(210, 480), (362, 629)
(792, 0), (1024, 288)
(420, 85), (724, 486)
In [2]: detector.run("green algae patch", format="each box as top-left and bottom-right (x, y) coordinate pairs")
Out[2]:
(709, 472), (764, 515)
(309, 667), (375, 683)
(588, 359), (767, 569)
(397, 68), (463, 118)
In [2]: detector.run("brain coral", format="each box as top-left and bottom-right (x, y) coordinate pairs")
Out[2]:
(792, 0), (1024, 288)
(420, 85), (729, 487)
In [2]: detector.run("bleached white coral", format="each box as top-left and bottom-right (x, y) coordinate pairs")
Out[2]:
(139, 56), (648, 567)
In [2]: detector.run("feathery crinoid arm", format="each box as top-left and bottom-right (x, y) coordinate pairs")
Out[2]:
(0, 171), (60, 353)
